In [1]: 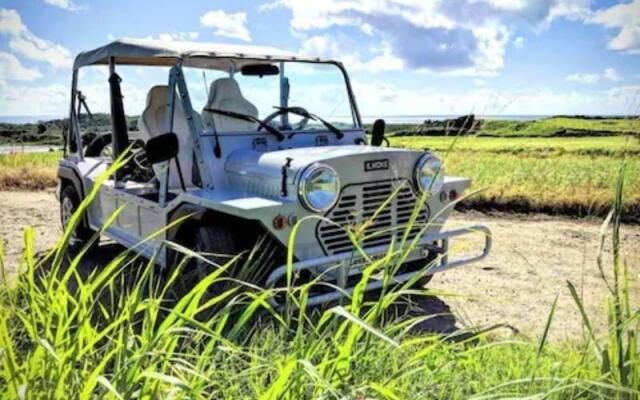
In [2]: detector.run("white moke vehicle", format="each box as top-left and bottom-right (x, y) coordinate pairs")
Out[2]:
(58, 40), (491, 305)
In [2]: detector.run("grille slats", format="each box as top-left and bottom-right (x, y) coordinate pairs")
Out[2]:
(317, 180), (430, 255)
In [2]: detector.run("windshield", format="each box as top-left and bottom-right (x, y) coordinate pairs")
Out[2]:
(183, 61), (357, 132)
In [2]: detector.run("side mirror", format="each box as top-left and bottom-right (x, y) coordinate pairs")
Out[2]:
(370, 119), (386, 146)
(145, 132), (179, 164)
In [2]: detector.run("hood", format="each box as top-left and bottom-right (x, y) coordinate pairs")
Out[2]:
(224, 145), (427, 199)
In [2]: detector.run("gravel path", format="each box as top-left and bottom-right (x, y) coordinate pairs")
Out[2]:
(1, 190), (638, 341)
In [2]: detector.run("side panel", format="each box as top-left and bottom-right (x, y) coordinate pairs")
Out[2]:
(140, 206), (166, 248)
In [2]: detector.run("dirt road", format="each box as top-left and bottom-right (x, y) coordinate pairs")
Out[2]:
(1, 190), (638, 341)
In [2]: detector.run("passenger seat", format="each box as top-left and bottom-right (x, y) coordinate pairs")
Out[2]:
(138, 85), (203, 189)
(201, 78), (258, 132)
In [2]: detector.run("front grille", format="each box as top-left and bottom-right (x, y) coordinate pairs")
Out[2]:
(317, 180), (430, 255)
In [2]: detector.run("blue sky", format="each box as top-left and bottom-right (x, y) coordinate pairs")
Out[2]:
(0, 0), (639, 117)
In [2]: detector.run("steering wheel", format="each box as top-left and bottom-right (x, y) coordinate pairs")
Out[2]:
(259, 106), (311, 131)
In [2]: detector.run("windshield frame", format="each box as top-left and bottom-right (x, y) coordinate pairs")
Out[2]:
(184, 57), (363, 131)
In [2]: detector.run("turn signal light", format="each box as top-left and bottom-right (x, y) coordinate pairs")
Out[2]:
(273, 214), (288, 230)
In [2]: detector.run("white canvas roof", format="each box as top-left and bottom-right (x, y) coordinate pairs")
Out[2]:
(74, 39), (335, 70)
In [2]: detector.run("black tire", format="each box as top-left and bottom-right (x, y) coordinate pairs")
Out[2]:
(172, 225), (238, 300)
(400, 253), (438, 288)
(59, 184), (97, 253)
(84, 133), (112, 157)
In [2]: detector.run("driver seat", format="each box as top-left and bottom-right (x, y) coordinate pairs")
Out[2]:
(202, 78), (258, 132)
(138, 85), (201, 189)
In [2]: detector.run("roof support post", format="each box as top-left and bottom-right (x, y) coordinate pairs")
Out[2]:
(173, 60), (214, 189)
(69, 68), (83, 159)
(158, 64), (178, 206)
(279, 62), (290, 129)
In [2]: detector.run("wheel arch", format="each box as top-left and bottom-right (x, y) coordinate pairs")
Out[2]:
(57, 164), (90, 229)
(167, 202), (268, 245)
(166, 202), (287, 267)
(58, 164), (85, 198)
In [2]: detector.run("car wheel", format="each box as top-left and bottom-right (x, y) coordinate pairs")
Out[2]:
(59, 184), (97, 253)
(400, 252), (439, 288)
(172, 225), (238, 301)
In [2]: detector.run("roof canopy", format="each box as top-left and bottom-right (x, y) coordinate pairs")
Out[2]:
(74, 39), (334, 70)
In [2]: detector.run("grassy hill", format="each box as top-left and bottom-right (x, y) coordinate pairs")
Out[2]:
(0, 114), (137, 146)
(380, 116), (640, 138)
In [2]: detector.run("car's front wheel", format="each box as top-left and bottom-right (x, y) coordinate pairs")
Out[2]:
(169, 225), (239, 305)
(59, 184), (97, 253)
(399, 252), (439, 288)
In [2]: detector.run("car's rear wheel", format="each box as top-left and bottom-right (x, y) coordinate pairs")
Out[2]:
(59, 184), (97, 253)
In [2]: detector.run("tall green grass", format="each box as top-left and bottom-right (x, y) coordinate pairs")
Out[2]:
(0, 160), (637, 398)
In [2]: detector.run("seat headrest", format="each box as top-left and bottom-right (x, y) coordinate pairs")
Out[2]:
(208, 78), (242, 104)
(146, 85), (168, 108)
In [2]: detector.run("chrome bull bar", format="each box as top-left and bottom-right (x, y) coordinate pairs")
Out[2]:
(266, 224), (492, 307)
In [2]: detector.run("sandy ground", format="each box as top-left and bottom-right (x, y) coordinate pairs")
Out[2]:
(1, 190), (638, 341)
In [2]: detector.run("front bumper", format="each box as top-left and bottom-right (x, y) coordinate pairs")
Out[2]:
(266, 224), (492, 306)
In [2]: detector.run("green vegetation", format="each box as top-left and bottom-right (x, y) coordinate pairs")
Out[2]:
(381, 116), (639, 138)
(478, 117), (639, 137)
(391, 135), (640, 157)
(0, 151), (60, 190)
(0, 151), (60, 168)
(390, 136), (640, 220)
(0, 121), (62, 146)
(2, 117), (639, 220)
(0, 161), (637, 398)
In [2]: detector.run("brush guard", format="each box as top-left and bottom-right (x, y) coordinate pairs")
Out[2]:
(266, 224), (492, 307)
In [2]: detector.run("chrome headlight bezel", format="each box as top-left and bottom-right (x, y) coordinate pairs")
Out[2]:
(298, 163), (340, 212)
(414, 154), (445, 194)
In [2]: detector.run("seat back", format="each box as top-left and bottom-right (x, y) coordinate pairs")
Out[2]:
(202, 78), (258, 132)
(138, 85), (201, 189)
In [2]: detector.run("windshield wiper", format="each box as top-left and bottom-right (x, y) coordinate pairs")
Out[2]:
(203, 107), (285, 142)
(274, 106), (344, 140)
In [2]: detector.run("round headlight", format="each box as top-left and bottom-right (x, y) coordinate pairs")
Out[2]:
(415, 155), (444, 194)
(298, 164), (340, 212)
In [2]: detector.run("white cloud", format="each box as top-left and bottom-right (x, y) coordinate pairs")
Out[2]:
(590, 0), (640, 54)
(0, 8), (72, 68)
(566, 72), (601, 84)
(42, 0), (86, 12)
(603, 67), (621, 82)
(200, 10), (251, 42)
(107, 32), (200, 44)
(513, 36), (525, 49)
(0, 52), (41, 81)
(261, 0), (591, 76)
(566, 67), (622, 84)
(353, 81), (640, 116)
(474, 78), (488, 86)
(157, 32), (200, 42)
(0, 82), (69, 116)
(299, 34), (403, 72)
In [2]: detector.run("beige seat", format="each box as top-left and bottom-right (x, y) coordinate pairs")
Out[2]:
(201, 78), (258, 132)
(138, 85), (202, 189)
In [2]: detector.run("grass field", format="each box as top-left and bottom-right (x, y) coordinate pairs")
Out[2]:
(1, 133), (638, 221)
(390, 136), (640, 220)
(0, 151), (59, 190)
(478, 117), (640, 137)
(0, 161), (636, 398)
(383, 116), (640, 137)
(390, 135), (640, 156)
